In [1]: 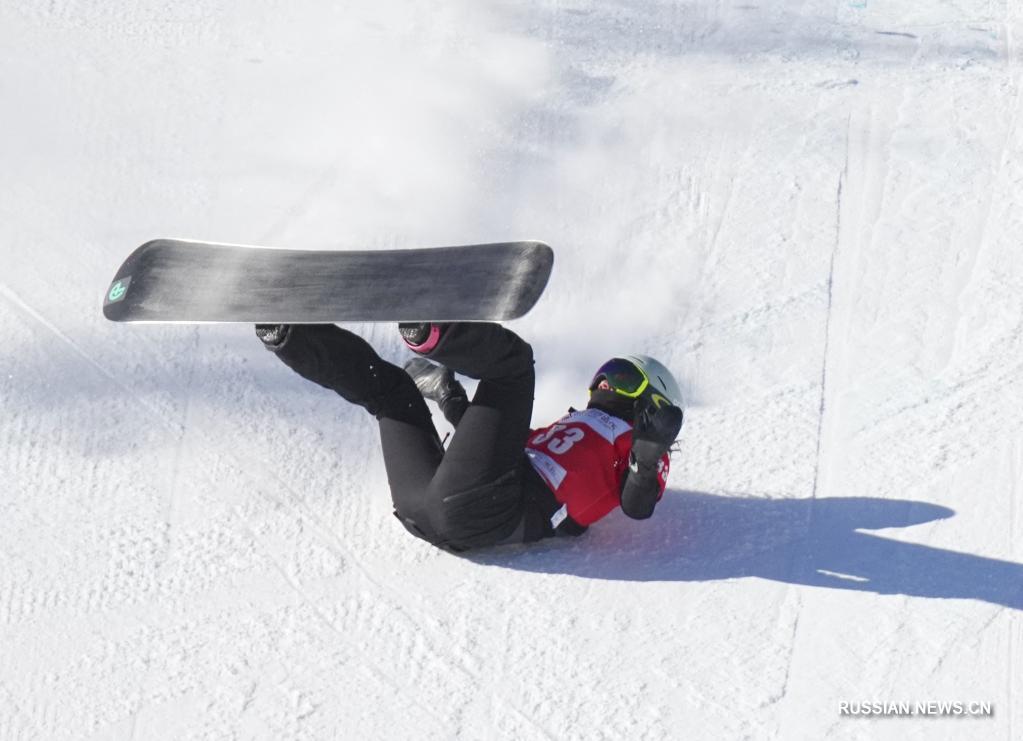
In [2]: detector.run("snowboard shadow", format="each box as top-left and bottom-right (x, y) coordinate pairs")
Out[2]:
(470, 491), (1023, 610)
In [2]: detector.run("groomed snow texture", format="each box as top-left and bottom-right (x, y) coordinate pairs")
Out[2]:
(1, 1), (1022, 739)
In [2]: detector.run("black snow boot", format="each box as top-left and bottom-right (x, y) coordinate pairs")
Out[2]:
(255, 323), (291, 350)
(399, 322), (446, 353)
(403, 357), (469, 426)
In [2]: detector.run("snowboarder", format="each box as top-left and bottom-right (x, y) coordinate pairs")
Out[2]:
(255, 321), (684, 552)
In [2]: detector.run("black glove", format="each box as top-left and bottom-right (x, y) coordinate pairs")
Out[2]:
(630, 401), (683, 469)
(254, 323), (291, 349)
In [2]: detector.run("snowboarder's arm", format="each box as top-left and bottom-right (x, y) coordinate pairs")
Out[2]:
(620, 463), (663, 519)
(620, 403), (683, 520)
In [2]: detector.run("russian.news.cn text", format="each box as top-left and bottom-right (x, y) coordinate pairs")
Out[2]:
(839, 701), (994, 718)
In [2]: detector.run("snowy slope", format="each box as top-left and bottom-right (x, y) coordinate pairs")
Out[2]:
(2, 0), (1021, 739)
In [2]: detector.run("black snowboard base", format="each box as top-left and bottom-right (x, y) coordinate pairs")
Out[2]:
(102, 239), (554, 324)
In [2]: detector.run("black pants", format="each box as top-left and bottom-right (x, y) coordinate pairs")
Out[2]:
(268, 323), (556, 550)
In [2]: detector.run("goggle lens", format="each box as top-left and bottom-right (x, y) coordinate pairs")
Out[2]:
(589, 358), (649, 398)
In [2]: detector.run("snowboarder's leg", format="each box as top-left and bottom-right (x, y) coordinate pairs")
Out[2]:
(258, 322), (537, 550)
(407, 321), (534, 382)
(259, 325), (446, 524)
(404, 323), (537, 548)
(425, 323), (534, 483)
(260, 324), (432, 422)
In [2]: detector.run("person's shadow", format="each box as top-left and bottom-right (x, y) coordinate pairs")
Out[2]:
(471, 491), (1023, 610)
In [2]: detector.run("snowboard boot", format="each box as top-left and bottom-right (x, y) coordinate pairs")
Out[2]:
(255, 323), (292, 350)
(403, 357), (469, 426)
(399, 322), (445, 354)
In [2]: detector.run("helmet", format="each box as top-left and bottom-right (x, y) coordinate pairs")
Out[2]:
(588, 355), (684, 410)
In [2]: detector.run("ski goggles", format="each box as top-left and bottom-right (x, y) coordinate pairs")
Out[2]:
(588, 358), (650, 399)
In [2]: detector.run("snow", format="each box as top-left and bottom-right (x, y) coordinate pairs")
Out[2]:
(1, 0), (1021, 738)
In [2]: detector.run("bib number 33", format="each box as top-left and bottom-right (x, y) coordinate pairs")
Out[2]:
(531, 424), (585, 455)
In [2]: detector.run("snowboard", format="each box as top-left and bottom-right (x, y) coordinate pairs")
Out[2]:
(102, 239), (554, 323)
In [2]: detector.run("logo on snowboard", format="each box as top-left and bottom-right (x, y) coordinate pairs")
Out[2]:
(106, 276), (131, 304)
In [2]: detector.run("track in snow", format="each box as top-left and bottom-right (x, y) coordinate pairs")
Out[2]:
(1, 1), (1021, 739)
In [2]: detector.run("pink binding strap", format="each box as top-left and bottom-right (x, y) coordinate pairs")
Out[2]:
(405, 324), (442, 354)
